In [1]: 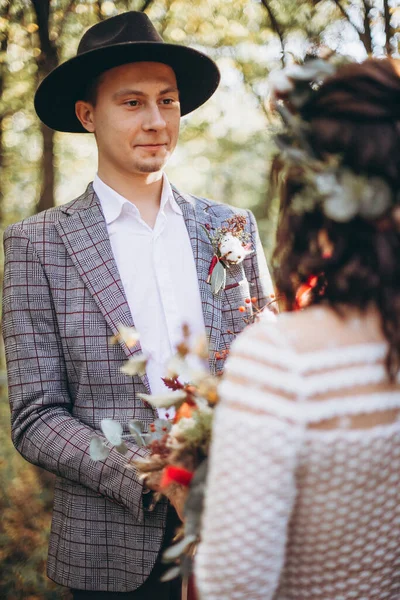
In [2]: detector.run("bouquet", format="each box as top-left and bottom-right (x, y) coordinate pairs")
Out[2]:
(89, 323), (225, 583)
(90, 299), (277, 584)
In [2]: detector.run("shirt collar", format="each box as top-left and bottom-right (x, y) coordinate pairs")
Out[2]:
(93, 173), (182, 226)
(160, 174), (183, 216)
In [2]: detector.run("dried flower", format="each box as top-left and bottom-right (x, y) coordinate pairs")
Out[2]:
(114, 324), (140, 348)
(137, 390), (187, 409)
(120, 354), (148, 377)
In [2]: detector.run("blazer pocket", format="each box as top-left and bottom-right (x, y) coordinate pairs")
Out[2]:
(222, 277), (251, 310)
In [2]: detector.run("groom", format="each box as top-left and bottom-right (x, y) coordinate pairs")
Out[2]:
(2, 11), (273, 599)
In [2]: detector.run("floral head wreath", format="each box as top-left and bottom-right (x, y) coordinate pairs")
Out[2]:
(268, 58), (399, 225)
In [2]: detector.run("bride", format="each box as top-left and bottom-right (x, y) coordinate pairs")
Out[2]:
(195, 57), (400, 599)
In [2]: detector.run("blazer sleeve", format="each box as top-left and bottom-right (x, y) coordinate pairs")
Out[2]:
(246, 209), (276, 312)
(2, 224), (148, 522)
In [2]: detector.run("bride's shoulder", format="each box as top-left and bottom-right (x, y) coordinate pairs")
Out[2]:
(229, 309), (295, 358)
(232, 305), (338, 357)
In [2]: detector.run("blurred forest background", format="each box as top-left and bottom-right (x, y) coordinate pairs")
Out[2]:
(0, 0), (398, 597)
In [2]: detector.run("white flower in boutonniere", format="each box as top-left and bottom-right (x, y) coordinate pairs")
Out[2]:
(203, 215), (252, 296)
(219, 232), (252, 264)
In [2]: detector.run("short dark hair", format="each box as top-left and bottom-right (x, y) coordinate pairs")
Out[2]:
(81, 72), (105, 105)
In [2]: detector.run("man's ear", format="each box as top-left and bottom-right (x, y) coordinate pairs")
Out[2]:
(75, 101), (96, 133)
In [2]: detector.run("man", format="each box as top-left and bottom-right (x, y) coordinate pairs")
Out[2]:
(2, 11), (274, 599)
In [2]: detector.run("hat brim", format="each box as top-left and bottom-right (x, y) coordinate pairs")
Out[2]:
(34, 42), (220, 133)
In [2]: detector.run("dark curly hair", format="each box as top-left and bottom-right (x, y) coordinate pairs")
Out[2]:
(272, 58), (400, 378)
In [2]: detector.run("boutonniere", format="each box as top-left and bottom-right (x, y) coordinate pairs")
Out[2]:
(203, 215), (253, 295)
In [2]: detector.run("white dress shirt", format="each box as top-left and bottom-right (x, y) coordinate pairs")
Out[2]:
(93, 174), (206, 409)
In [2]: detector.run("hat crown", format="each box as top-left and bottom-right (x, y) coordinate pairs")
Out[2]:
(78, 11), (163, 55)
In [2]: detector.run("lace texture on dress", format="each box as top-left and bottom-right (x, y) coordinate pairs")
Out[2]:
(195, 308), (400, 600)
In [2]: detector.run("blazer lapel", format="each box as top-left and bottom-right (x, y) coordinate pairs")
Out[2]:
(55, 184), (151, 392)
(173, 188), (222, 371)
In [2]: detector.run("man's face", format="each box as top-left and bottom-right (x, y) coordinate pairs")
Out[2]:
(77, 62), (181, 176)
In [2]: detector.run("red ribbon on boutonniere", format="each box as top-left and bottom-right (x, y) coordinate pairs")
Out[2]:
(206, 255), (219, 283)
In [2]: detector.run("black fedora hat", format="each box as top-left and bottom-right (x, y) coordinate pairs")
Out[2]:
(34, 11), (220, 133)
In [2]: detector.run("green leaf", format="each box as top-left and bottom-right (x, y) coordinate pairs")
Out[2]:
(160, 566), (181, 582)
(210, 260), (226, 295)
(128, 420), (145, 448)
(101, 419), (123, 446)
(89, 436), (110, 461)
(128, 419), (143, 433)
(162, 535), (197, 562)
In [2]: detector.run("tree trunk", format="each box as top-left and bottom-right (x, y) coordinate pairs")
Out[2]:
(0, 84), (5, 226)
(31, 0), (58, 212)
(37, 123), (55, 213)
(360, 0), (373, 55)
(0, 2), (11, 226)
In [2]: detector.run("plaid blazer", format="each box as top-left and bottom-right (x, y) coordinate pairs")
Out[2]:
(2, 184), (273, 592)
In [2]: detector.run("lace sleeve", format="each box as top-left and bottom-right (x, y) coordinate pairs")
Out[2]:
(195, 325), (304, 600)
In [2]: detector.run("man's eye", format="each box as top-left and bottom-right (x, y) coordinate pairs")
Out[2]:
(162, 98), (175, 105)
(125, 100), (139, 107)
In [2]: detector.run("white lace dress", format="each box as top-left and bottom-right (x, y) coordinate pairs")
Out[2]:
(195, 307), (400, 600)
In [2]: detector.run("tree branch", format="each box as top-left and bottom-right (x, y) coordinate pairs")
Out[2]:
(31, 0), (58, 76)
(382, 0), (394, 55)
(331, 0), (376, 54)
(361, 0), (373, 54)
(330, 0), (363, 35)
(139, 0), (154, 12)
(31, 0), (53, 56)
(260, 0), (286, 67)
(95, 0), (106, 20)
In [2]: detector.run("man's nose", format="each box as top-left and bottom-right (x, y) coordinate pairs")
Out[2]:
(142, 103), (167, 131)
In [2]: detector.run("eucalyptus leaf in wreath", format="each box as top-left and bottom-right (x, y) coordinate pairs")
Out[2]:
(210, 260), (226, 295)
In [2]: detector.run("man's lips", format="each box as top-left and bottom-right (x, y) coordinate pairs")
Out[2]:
(135, 143), (167, 150)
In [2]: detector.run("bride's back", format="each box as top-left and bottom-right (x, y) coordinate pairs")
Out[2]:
(269, 307), (400, 598)
(197, 307), (400, 599)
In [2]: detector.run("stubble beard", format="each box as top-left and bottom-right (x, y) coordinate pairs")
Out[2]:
(133, 156), (169, 174)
